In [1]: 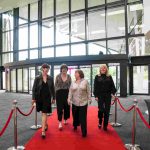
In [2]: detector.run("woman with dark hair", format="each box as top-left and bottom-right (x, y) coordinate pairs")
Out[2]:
(55, 64), (72, 130)
(94, 64), (116, 131)
(68, 69), (91, 137)
(32, 63), (55, 139)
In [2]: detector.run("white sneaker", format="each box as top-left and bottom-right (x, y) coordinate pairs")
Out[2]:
(59, 123), (63, 130)
(64, 120), (68, 125)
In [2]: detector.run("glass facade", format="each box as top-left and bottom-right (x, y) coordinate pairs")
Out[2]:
(0, 0), (149, 96)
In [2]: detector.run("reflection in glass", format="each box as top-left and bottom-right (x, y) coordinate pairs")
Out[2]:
(71, 13), (85, 42)
(42, 0), (54, 18)
(30, 23), (38, 48)
(88, 10), (105, 40)
(88, 0), (105, 7)
(71, 0), (84, 11)
(56, 45), (69, 57)
(2, 53), (13, 65)
(56, 0), (69, 15)
(129, 36), (150, 56)
(19, 51), (28, 61)
(42, 19), (54, 46)
(2, 72), (6, 89)
(17, 69), (23, 92)
(30, 2), (38, 21)
(29, 67), (35, 93)
(56, 16), (69, 44)
(107, 7), (125, 37)
(2, 31), (13, 52)
(30, 49), (38, 59)
(133, 66), (148, 94)
(107, 39), (126, 54)
(71, 44), (86, 56)
(108, 63), (120, 94)
(11, 69), (16, 92)
(107, 0), (119, 3)
(128, 3), (144, 35)
(23, 68), (28, 92)
(2, 11), (13, 32)
(80, 65), (91, 89)
(88, 41), (106, 55)
(19, 25), (28, 50)
(19, 5), (28, 24)
(42, 47), (54, 58)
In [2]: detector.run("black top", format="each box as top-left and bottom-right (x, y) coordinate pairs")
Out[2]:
(40, 81), (51, 102)
(94, 74), (116, 97)
(32, 75), (55, 101)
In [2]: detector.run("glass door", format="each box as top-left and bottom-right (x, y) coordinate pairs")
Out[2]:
(29, 67), (35, 94)
(108, 63), (120, 95)
(133, 65), (148, 94)
(79, 65), (91, 91)
(23, 68), (28, 93)
(17, 68), (23, 92)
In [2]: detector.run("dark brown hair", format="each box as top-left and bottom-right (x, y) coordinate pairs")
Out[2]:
(41, 63), (50, 69)
(75, 69), (84, 79)
(60, 64), (68, 72)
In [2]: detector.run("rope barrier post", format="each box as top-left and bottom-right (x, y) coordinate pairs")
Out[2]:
(110, 97), (122, 127)
(8, 100), (25, 150)
(125, 99), (142, 150)
(30, 103), (41, 130)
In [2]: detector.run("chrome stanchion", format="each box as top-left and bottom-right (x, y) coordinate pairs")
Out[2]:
(30, 103), (41, 130)
(8, 100), (25, 150)
(125, 99), (142, 150)
(110, 97), (122, 127)
(145, 110), (149, 115)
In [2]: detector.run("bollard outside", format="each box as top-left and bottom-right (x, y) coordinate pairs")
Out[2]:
(125, 99), (142, 150)
(30, 103), (41, 130)
(110, 97), (122, 127)
(8, 100), (25, 150)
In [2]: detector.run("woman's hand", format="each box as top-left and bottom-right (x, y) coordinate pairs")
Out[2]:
(32, 100), (36, 105)
(95, 97), (98, 101)
(111, 94), (116, 100)
(68, 99), (71, 105)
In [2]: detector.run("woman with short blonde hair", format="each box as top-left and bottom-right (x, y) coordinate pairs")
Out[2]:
(94, 64), (116, 131)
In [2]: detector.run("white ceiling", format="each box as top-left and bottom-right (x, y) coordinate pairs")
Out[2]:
(0, 0), (39, 13)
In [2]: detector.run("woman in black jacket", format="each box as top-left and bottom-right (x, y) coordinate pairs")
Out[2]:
(32, 63), (55, 138)
(94, 64), (116, 131)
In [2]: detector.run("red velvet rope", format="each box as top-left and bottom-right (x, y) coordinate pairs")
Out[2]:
(17, 106), (34, 116)
(0, 109), (14, 136)
(136, 107), (150, 129)
(116, 98), (134, 112)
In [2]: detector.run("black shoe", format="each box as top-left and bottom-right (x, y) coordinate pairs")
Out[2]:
(82, 133), (87, 138)
(103, 126), (107, 131)
(41, 131), (46, 139)
(98, 124), (102, 129)
(45, 124), (48, 131)
(74, 126), (77, 131)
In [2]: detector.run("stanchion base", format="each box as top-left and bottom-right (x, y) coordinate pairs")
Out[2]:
(30, 125), (42, 130)
(7, 146), (25, 150)
(110, 122), (122, 127)
(145, 110), (149, 115)
(125, 144), (142, 150)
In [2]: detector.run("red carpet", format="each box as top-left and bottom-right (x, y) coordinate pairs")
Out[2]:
(25, 106), (126, 150)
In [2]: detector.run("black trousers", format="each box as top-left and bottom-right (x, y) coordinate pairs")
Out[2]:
(98, 94), (111, 127)
(72, 104), (87, 136)
(56, 89), (70, 121)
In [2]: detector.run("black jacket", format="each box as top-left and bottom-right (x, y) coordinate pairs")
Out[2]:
(93, 74), (116, 97)
(32, 75), (55, 101)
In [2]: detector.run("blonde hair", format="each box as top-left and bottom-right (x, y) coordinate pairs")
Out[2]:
(99, 64), (110, 76)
